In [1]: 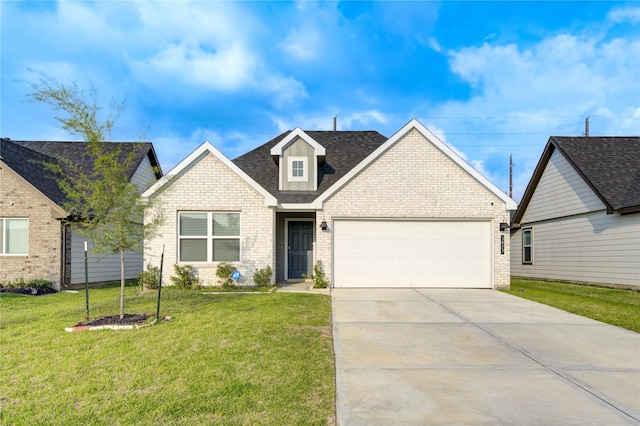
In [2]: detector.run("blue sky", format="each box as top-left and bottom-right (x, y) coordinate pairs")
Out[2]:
(2, 1), (639, 201)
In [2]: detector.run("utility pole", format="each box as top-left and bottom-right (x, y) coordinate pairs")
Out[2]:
(509, 154), (513, 199)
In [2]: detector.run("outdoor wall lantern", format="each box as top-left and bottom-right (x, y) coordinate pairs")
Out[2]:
(320, 220), (328, 231)
(499, 222), (510, 232)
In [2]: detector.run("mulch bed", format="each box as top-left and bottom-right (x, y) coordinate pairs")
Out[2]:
(77, 314), (151, 327)
(0, 287), (58, 296)
(66, 313), (154, 332)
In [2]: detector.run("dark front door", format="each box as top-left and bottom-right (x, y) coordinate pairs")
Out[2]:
(288, 221), (313, 279)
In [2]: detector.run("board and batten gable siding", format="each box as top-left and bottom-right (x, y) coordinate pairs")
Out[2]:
(521, 150), (606, 224)
(511, 212), (640, 286)
(316, 128), (512, 289)
(69, 230), (143, 285)
(281, 137), (316, 191)
(144, 151), (274, 287)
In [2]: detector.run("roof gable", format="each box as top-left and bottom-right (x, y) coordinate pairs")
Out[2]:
(142, 141), (278, 206)
(313, 119), (517, 210)
(513, 136), (640, 224)
(233, 129), (388, 204)
(269, 128), (326, 157)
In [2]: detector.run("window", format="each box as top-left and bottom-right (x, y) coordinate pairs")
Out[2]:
(522, 227), (533, 264)
(1, 218), (28, 255)
(288, 157), (307, 181)
(178, 212), (240, 262)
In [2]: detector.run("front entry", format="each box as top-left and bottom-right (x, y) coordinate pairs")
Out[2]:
(287, 221), (313, 279)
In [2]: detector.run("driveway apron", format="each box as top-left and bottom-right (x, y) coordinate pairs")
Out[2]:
(332, 289), (640, 425)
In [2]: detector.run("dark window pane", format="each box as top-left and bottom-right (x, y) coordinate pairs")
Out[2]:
(180, 239), (207, 262)
(213, 239), (240, 262)
(213, 213), (240, 236)
(180, 213), (207, 236)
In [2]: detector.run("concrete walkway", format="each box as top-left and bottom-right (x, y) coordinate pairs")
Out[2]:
(276, 280), (330, 294)
(332, 288), (640, 425)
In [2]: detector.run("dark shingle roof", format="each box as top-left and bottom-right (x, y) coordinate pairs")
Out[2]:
(233, 130), (388, 204)
(1, 139), (160, 208)
(1, 139), (67, 205)
(552, 137), (640, 213)
(513, 136), (640, 223)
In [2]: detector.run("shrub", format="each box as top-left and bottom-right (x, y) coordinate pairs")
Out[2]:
(311, 261), (330, 289)
(216, 262), (236, 288)
(0, 278), (52, 289)
(138, 266), (160, 290)
(170, 264), (199, 289)
(253, 265), (272, 287)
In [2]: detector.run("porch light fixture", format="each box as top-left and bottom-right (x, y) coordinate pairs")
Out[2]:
(320, 220), (328, 231)
(499, 222), (510, 232)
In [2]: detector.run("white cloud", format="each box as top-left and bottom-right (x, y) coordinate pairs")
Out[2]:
(271, 109), (389, 133)
(280, 28), (322, 61)
(608, 6), (640, 24)
(132, 42), (258, 91)
(427, 29), (640, 201)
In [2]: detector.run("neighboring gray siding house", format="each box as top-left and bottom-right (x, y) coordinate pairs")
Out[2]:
(143, 119), (516, 289)
(0, 139), (162, 290)
(511, 136), (640, 287)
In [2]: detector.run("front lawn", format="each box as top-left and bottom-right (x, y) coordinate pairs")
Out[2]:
(0, 285), (335, 425)
(505, 278), (640, 333)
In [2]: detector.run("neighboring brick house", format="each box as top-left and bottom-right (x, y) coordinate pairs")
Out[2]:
(0, 139), (162, 290)
(143, 119), (516, 289)
(511, 136), (640, 287)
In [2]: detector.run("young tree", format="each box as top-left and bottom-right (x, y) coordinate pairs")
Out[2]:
(30, 76), (159, 319)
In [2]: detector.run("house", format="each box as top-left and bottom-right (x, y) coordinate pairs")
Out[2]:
(142, 119), (517, 289)
(0, 138), (162, 290)
(511, 136), (640, 287)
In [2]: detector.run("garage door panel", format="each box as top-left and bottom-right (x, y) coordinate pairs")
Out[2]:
(334, 220), (491, 288)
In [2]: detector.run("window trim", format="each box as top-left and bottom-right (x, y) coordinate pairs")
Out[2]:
(288, 156), (307, 182)
(178, 211), (240, 263)
(522, 227), (533, 265)
(1, 218), (29, 256)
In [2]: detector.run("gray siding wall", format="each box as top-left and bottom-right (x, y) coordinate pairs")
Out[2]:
(281, 138), (315, 191)
(521, 150), (605, 223)
(69, 157), (156, 285)
(69, 230), (143, 284)
(511, 212), (640, 286)
(131, 154), (157, 192)
(512, 149), (639, 287)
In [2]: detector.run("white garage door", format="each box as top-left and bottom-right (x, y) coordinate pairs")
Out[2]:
(333, 220), (492, 288)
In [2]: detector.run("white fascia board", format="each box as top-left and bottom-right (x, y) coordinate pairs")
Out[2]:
(141, 141), (277, 207)
(270, 128), (326, 156)
(313, 118), (517, 211)
(278, 202), (321, 210)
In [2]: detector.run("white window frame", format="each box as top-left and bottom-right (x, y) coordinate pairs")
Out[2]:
(1, 218), (29, 256)
(178, 212), (240, 263)
(288, 156), (307, 182)
(522, 227), (533, 265)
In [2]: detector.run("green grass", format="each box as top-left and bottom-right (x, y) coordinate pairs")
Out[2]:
(505, 278), (640, 332)
(0, 285), (335, 425)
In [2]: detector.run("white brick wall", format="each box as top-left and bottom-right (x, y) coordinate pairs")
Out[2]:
(317, 129), (512, 289)
(144, 152), (274, 287)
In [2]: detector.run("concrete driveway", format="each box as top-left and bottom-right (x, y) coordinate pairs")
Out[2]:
(332, 288), (640, 425)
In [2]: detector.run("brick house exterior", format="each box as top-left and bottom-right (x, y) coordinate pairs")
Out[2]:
(0, 139), (162, 290)
(144, 119), (516, 289)
(0, 164), (67, 285)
